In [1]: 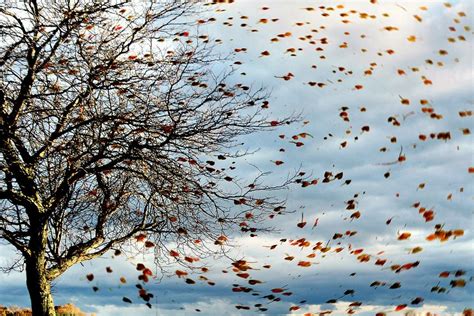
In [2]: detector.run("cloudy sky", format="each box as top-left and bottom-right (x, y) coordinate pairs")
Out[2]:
(1, 0), (472, 315)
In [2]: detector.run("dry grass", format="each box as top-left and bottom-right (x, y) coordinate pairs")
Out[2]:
(0, 303), (94, 316)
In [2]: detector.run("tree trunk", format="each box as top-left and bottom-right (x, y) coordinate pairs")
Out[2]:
(26, 258), (56, 316)
(26, 217), (56, 316)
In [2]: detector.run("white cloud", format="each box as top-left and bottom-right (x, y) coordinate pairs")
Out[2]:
(298, 301), (452, 316)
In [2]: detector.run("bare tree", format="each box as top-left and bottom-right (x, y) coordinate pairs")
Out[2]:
(0, 1), (298, 315)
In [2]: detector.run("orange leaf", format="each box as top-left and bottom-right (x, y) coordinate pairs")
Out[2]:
(395, 304), (407, 311)
(169, 250), (180, 257)
(237, 273), (250, 279)
(176, 270), (188, 278)
(398, 232), (411, 240)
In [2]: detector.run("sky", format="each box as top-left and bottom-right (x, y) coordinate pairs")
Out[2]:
(0, 0), (473, 315)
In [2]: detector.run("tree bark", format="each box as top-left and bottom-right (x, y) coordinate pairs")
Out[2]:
(25, 218), (56, 316)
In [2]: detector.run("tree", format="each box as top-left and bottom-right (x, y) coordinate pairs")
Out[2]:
(0, 1), (296, 314)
